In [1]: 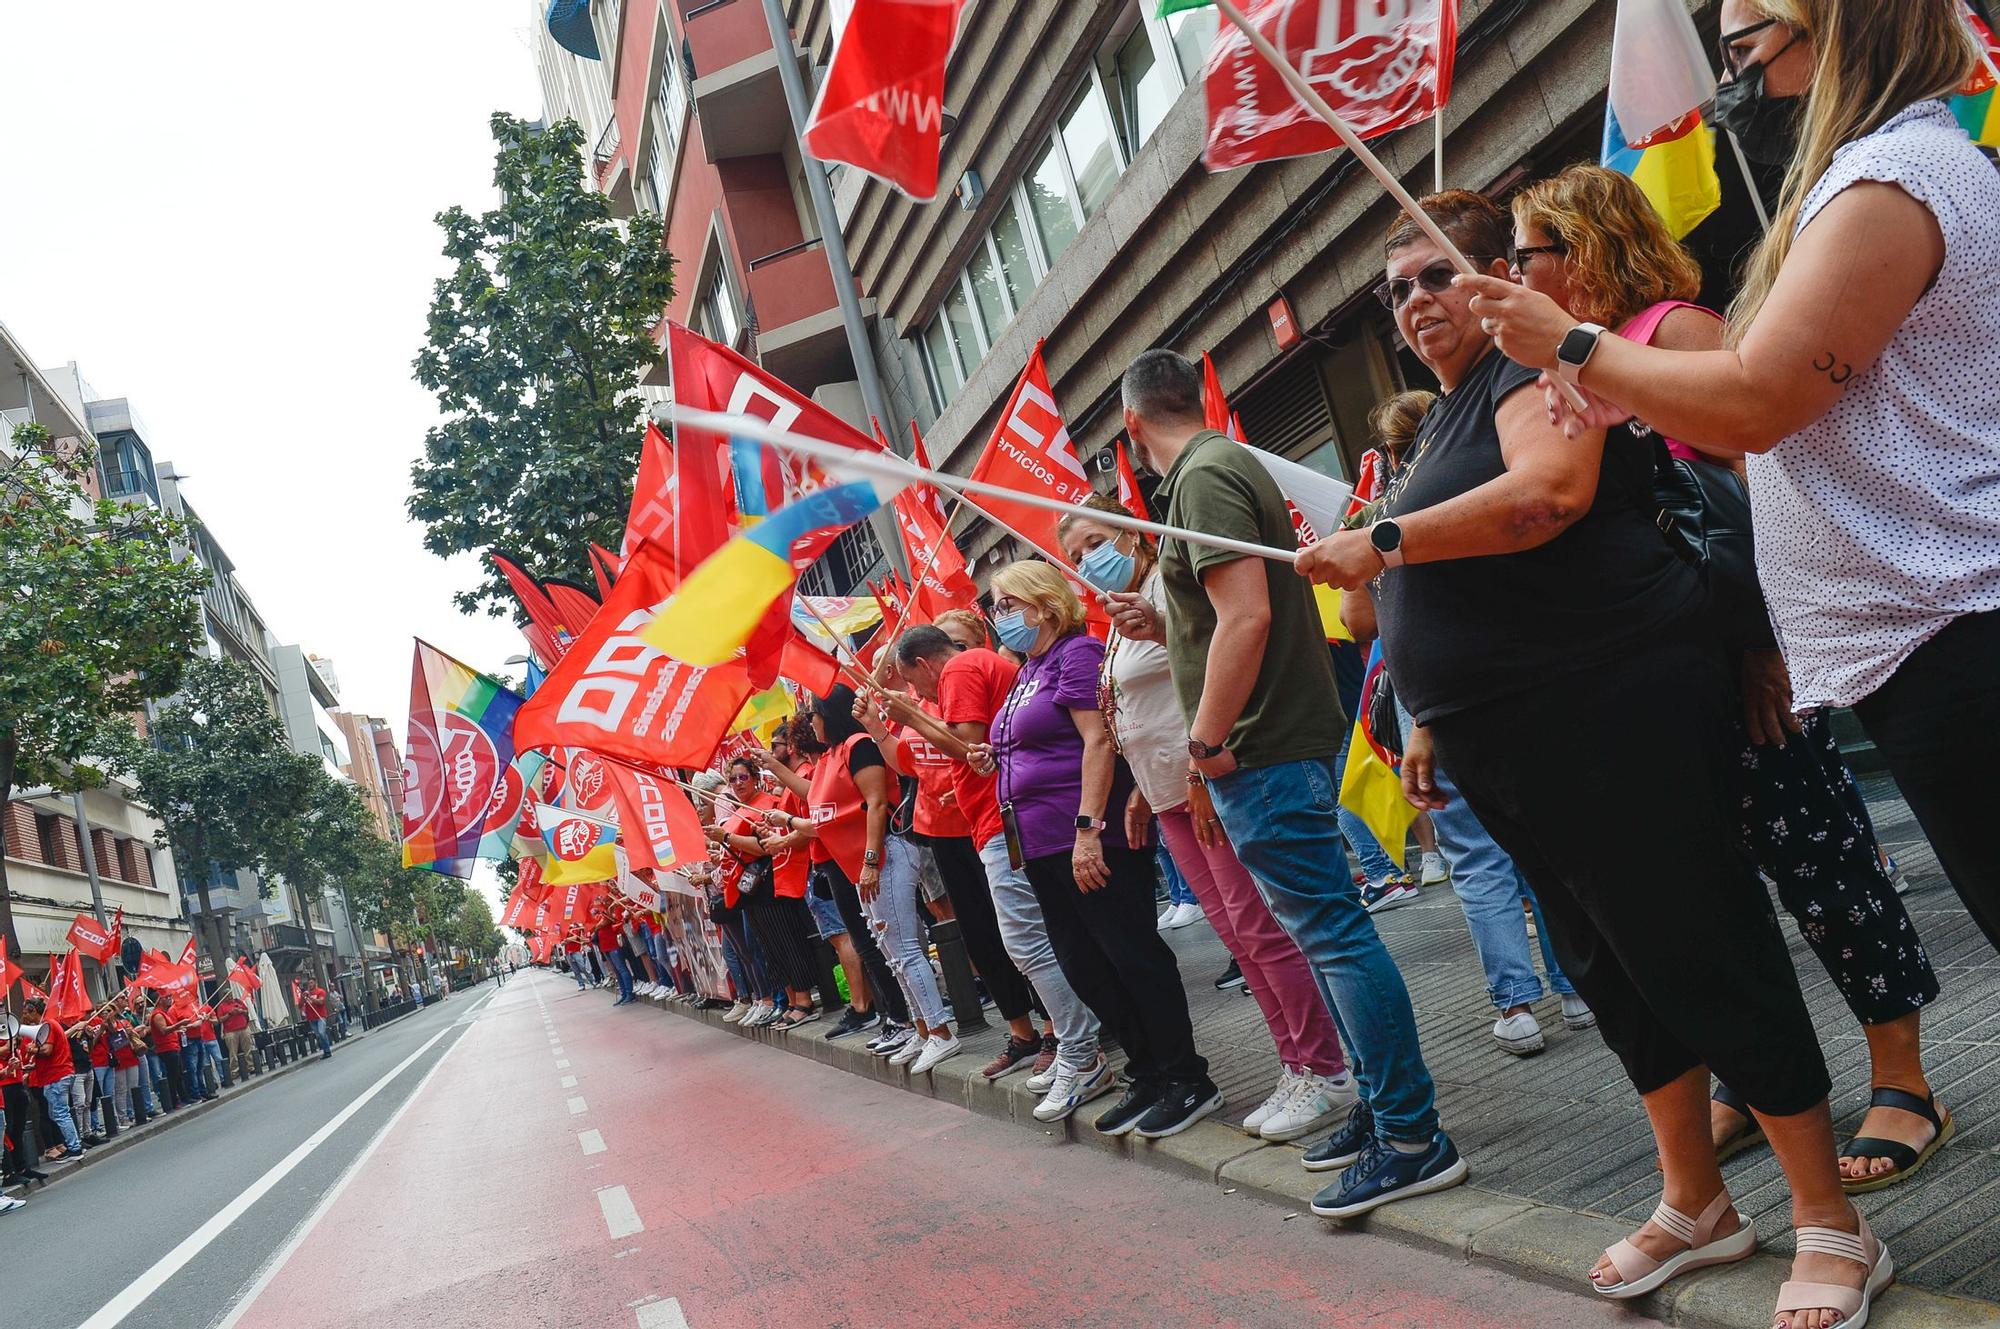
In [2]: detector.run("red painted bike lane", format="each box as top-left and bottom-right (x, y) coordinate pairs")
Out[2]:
(234, 970), (1653, 1329)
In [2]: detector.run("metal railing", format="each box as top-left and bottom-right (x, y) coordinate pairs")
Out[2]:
(746, 236), (824, 270)
(593, 116), (622, 166)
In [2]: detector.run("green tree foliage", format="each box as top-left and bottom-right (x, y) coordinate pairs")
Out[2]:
(263, 772), (379, 991)
(114, 656), (318, 980)
(447, 891), (502, 960)
(0, 422), (207, 960)
(409, 113), (676, 615)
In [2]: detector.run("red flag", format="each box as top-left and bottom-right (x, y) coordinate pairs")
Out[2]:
(1113, 441), (1150, 521)
(290, 978), (303, 1012)
(1960, 1), (2000, 95)
(109, 906), (124, 957)
(555, 880), (609, 926)
(490, 551), (571, 664)
(512, 540), (753, 771)
(228, 959), (262, 993)
(1, 954), (20, 992)
(892, 488), (978, 621)
(587, 544), (621, 601)
(908, 420), (949, 522)
(135, 952), (196, 994)
(1201, 353), (1234, 435)
(622, 422), (682, 562)
(1200, 0), (1458, 172)
(178, 935), (197, 967)
(801, 0), (967, 200)
(599, 756), (707, 874)
(501, 865), (551, 929)
(21, 977), (49, 1005)
(66, 913), (117, 964)
(46, 950), (91, 1020)
(545, 580), (603, 642)
(781, 629), (843, 698)
(965, 344), (1094, 563)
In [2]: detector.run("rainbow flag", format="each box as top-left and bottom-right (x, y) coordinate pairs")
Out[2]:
(1338, 645), (1418, 871)
(401, 640), (524, 875)
(641, 440), (906, 667)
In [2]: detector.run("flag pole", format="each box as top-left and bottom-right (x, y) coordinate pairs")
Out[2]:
(661, 405), (1303, 566)
(1208, 0), (1589, 412)
(1724, 129), (1773, 232)
(1434, 109), (1446, 193)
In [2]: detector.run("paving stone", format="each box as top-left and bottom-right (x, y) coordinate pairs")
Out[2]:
(1131, 1120), (1269, 1185)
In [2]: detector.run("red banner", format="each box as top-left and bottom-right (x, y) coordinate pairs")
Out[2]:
(1201, 0), (1458, 171)
(501, 865), (551, 930)
(599, 756), (708, 874)
(136, 952), (196, 994)
(490, 551), (571, 664)
(892, 488), (979, 622)
(802, 0), (967, 200)
(555, 880), (609, 926)
(966, 345), (1093, 562)
(512, 540), (753, 772)
(780, 630), (842, 698)
(622, 422), (680, 562)
(177, 935), (198, 967)
(46, 949), (92, 1020)
(1114, 441), (1150, 521)
(1, 954), (21, 992)
(908, 420), (949, 523)
(66, 913), (116, 963)
(228, 960), (262, 993)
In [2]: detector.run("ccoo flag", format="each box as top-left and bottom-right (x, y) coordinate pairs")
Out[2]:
(401, 641), (525, 876)
(536, 803), (620, 886)
(1602, 0), (1721, 239)
(802, 0), (967, 200)
(966, 345), (1094, 564)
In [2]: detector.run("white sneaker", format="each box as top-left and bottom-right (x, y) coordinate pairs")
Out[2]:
(888, 1031), (927, 1066)
(875, 1025), (917, 1058)
(749, 1002), (779, 1027)
(723, 1001), (750, 1023)
(911, 1033), (962, 1074)
(1561, 994), (1597, 1030)
(1032, 1054), (1113, 1123)
(1025, 1058), (1061, 1093)
(1261, 1071), (1358, 1142)
(1164, 901), (1204, 930)
(0, 1194), (23, 1214)
(1243, 1067), (1300, 1135)
(1420, 851), (1450, 886)
(1492, 1010), (1546, 1056)
(1156, 905), (1177, 931)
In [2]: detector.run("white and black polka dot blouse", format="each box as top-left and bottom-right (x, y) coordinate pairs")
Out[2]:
(1747, 100), (2000, 711)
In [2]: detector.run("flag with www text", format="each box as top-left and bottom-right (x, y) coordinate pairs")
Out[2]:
(802, 0), (968, 200)
(1174, 0), (1459, 171)
(966, 345), (1095, 563)
(1602, 0), (1721, 239)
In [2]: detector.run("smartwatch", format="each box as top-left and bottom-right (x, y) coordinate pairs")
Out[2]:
(1556, 322), (1607, 389)
(1187, 736), (1226, 760)
(862, 849), (881, 867)
(1074, 815), (1107, 831)
(1369, 518), (1406, 569)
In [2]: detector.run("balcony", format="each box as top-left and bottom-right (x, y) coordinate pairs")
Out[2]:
(685, 0), (802, 161)
(744, 239), (870, 393)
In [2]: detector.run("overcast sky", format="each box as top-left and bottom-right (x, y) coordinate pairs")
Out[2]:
(0, 2), (546, 745)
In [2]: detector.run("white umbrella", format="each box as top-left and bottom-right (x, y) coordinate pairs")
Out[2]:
(253, 953), (290, 1027)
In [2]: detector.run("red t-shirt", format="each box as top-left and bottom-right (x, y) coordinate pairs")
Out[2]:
(217, 1000), (251, 1034)
(151, 1011), (183, 1052)
(937, 648), (1018, 850)
(88, 1025), (112, 1067)
(300, 990), (327, 1022)
(893, 711), (972, 839)
(27, 1019), (74, 1087)
(112, 1022), (142, 1070)
(594, 922), (620, 951)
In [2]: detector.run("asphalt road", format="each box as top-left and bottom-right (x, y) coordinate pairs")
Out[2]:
(14, 970), (1668, 1327)
(7, 985), (497, 1329)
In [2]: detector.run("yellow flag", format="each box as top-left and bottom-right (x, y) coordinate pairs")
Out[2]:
(1338, 714), (1417, 870)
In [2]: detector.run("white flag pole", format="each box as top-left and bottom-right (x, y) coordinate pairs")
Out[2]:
(1724, 129), (1774, 232)
(658, 405), (1302, 565)
(1434, 109), (1446, 193)
(1207, 0), (1590, 411)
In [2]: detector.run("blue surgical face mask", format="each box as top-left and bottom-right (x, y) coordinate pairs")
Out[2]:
(992, 610), (1040, 654)
(1077, 538), (1137, 594)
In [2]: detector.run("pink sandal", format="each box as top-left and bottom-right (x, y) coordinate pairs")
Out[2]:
(1594, 1190), (1758, 1299)
(1774, 1213), (1894, 1328)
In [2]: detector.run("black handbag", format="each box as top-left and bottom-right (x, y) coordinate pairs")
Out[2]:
(1362, 662), (1404, 766)
(1651, 441), (1776, 651)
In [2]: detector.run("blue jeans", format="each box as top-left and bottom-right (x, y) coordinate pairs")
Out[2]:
(1207, 756), (1440, 1145)
(1158, 840), (1197, 907)
(181, 1044), (211, 1098)
(570, 953), (590, 988)
(1334, 728), (1399, 882)
(1427, 761), (1575, 1009)
(310, 1018), (332, 1057)
(41, 1081), (82, 1151)
(605, 947), (635, 1001)
(93, 1066), (117, 1127)
(200, 1038), (228, 1086)
(806, 891), (849, 939)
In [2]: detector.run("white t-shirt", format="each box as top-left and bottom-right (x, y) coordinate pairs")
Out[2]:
(1104, 569), (1193, 813)
(1748, 100), (2000, 709)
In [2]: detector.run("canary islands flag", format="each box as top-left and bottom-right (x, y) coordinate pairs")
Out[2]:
(641, 439), (906, 667)
(1602, 0), (1722, 239)
(536, 803), (619, 886)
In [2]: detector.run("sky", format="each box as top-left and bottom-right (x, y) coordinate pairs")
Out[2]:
(0, 2), (546, 748)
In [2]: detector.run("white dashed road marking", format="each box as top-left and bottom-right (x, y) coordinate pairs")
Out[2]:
(560, 1075), (577, 1088)
(596, 1185), (643, 1239)
(634, 1299), (689, 1328)
(567, 1096), (588, 1115)
(578, 1130), (606, 1155)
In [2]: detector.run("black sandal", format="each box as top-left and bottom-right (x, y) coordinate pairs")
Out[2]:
(1711, 1083), (1767, 1164)
(1841, 1086), (1953, 1193)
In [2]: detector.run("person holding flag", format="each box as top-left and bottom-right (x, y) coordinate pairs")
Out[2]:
(19, 993), (84, 1159)
(214, 986), (257, 1084)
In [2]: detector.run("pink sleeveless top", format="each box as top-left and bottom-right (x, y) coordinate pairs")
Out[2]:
(1617, 300), (1723, 462)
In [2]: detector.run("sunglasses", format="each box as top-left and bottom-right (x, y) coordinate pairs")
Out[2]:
(1508, 240), (1566, 269)
(1717, 17), (1781, 76)
(1374, 257), (1497, 310)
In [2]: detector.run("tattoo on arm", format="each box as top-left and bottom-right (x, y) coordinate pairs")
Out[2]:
(1813, 352), (1855, 385)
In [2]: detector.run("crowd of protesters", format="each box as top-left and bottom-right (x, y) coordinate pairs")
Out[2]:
(2, 969), (345, 1213)
(549, 7), (1998, 1326)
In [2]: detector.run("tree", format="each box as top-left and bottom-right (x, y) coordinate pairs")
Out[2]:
(263, 771), (378, 994)
(114, 656), (317, 984)
(0, 423), (208, 962)
(447, 892), (502, 961)
(409, 113), (676, 615)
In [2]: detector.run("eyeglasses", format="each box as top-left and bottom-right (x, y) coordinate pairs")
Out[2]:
(1718, 18), (1781, 76)
(1373, 257), (1496, 310)
(1508, 240), (1566, 269)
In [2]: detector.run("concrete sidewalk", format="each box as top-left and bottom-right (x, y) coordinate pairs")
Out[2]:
(637, 771), (1998, 1328)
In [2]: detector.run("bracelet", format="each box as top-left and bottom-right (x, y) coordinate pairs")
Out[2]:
(1186, 771), (1205, 786)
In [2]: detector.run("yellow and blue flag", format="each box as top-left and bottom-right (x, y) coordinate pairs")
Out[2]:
(536, 802), (619, 886)
(1337, 645), (1418, 871)
(641, 439), (905, 667)
(1603, 0), (1722, 239)
(1602, 108), (1721, 241)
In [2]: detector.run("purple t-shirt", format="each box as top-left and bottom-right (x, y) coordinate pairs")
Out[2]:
(991, 632), (1134, 861)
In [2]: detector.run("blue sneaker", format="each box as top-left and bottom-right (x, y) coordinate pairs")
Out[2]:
(1360, 874), (1419, 914)
(1302, 1100), (1372, 1173)
(1310, 1135), (1468, 1218)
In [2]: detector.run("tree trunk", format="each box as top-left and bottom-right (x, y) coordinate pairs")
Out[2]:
(290, 879), (332, 994)
(185, 827), (232, 994)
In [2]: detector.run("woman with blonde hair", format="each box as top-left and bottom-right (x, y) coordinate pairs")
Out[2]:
(1465, 2), (1998, 1320)
(1509, 160), (1945, 1195)
(1060, 494), (1356, 1142)
(987, 559), (1218, 1140)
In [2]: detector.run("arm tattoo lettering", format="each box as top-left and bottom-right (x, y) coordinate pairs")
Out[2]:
(1813, 352), (1855, 384)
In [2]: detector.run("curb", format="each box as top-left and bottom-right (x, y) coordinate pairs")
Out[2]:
(639, 992), (2000, 1329)
(4, 1028), (369, 1198)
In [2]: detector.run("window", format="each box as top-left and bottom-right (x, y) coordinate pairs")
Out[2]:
(1024, 138), (1080, 265)
(942, 282), (983, 378)
(1166, 7), (1219, 83)
(655, 38), (687, 158)
(920, 315), (963, 411)
(694, 264), (743, 347)
(990, 199), (1034, 310)
(1106, 22), (1177, 158)
(592, 0), (623, 64)
(1059, 82), (1122, 220)
(964, 241), (1008, 346)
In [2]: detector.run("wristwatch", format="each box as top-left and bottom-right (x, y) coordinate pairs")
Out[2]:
(1369, 518), (1406, 569)
(1187, 735), (1226, 760)
(862, 849), (881, 867)
(1074, 815), (1107, 831)
(1556, 322), (1607, 388)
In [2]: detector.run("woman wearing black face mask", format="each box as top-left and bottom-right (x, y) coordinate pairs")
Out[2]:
(1462, 4), (1998, 1325)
